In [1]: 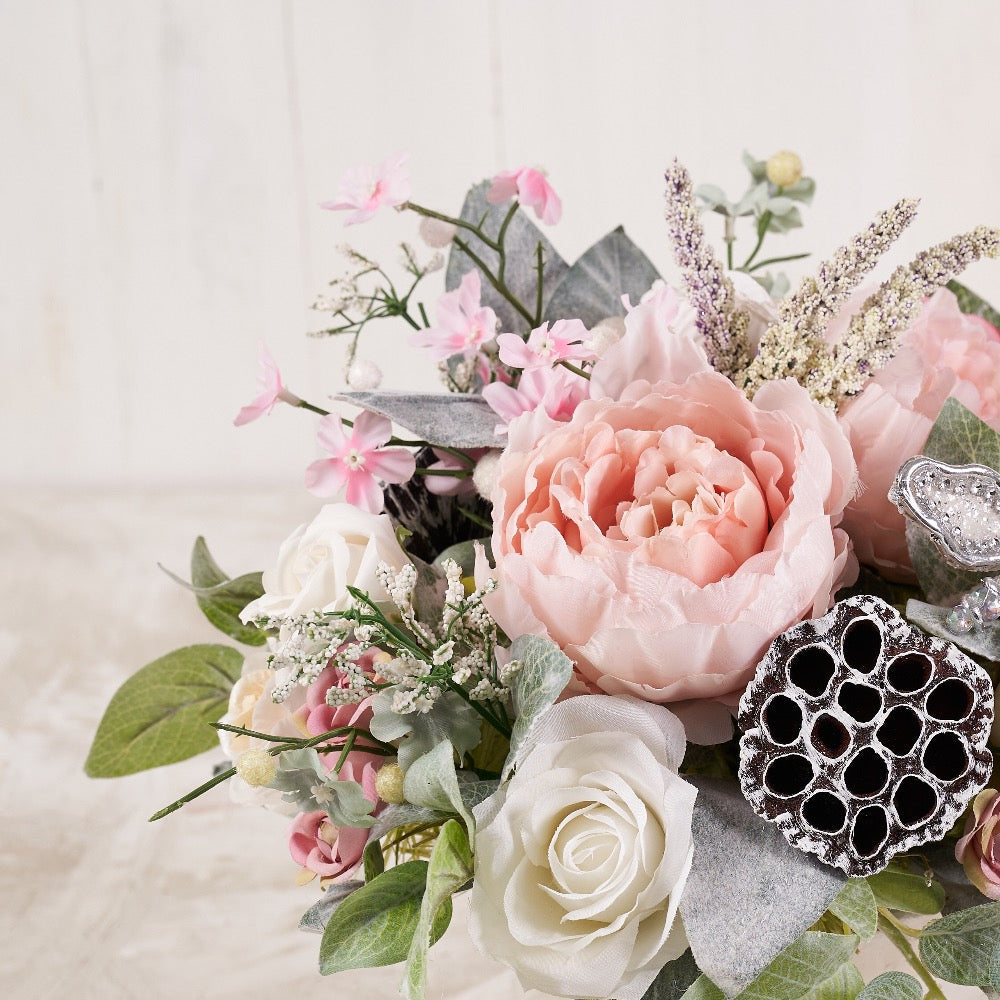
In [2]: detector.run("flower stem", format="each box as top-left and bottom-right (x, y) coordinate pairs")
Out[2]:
(741, 210), (773, 269)
(746, 251), (811, 273)
(877, 914), (946, 1000)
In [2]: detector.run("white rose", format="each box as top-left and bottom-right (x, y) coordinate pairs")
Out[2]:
(469, 697), (696, 1000)
(240, 503), (408, 621)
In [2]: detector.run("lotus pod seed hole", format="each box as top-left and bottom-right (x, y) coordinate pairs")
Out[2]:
(877, 705), (923, 756)
(762, 694), (803, 745)
(922, 731), (969, 781)
(764, 754), (814, 797)
(844, 747), (889, 797)
(837, 681), (883, 723)
(893, 775), (938, 828)
(851, 805), (890, 858)
(810, 712), (851, 759)
(841, 616), (882, 673)
(886, 652), (933, 694)
(925, 678), (974, 721)
(787, 644), (837, 697)
(801, 790), (848, 833)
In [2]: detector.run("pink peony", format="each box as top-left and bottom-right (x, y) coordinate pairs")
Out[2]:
(955, 788), (1000, 900)
(837, 289), (1000, 580)
(288, 809), (370, 881)
(320, 153), (411, 225)
(486, 166), (562, 225)
(485, 371), (857, 702)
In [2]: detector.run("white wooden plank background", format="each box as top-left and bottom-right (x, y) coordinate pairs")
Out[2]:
(5, 0), (1000, 488)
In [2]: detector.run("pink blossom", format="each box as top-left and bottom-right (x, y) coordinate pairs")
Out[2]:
(487, 166), (562, 225)
(234, 343), (297, 426)
(320, 153), (411, 225)
(496, 319), (597, 371)
(955, 788), (1000, 900)
(422, 447), (484, 497)
(305, 412), (416, 513)
(288, 809), (370, 881)
(411, 271), (498, 360)
(837, 289), (1000, 580)
(482, 365), (587, 436)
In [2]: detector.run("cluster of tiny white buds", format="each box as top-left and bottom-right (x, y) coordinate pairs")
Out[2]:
(469, 677), (508, 703)
(377, 561), (418, 608)
(432, 640), (456, 666)
(324, 685), (369, 707)
(441, 356), (478, 393)
(338, 243), (377, 271)
(391, 685), (441, 715)
(425, 251), (445, 273)
(499, 659), (523, 686)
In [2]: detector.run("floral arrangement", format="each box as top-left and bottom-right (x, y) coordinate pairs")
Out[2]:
(88, 149), (1000, 1000)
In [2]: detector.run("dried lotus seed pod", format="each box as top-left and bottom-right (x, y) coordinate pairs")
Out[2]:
(738, 594), (994, 877)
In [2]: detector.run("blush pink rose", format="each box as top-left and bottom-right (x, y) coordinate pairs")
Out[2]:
(486, 370), (857, 702)
(837, 288), (1000, 580)
(955, 788), (1000, 900)
(288, 809), (369, 880)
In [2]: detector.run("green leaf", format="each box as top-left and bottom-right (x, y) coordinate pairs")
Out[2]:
(800, 962), (864, 1000)
(766, 205), (803, 233)
(190, 537), (266, 646)
(868, 865), (946, 914)
(433, 538), (491, 578)
(502, 634), (574, 779)
(403, 820), (471, 999)
(855, 971), (922, 1000)
(403, 740), (474, 846)
(679, 976), (726, 1000)
(783, 177), (816, 205)
(363, 839), (385, 883)
(299, 880), (364, 933)
(318, 860), (450, 974)
(829, 879), (878, 941)
(370, 690), (483, 771)
(640, 949), (702, 1000)
(695, 184), (731, 211)
(907, 598), (1000, 662)
(947, 279), (1000, 330)
(86, 644), (242, 777)
(542, 226), (661, 327)
(919, 901), (1000, 987)
(268, 748), (376, 827)
(743, 150), (767, 183)
(735, 932), (860, 1000)
(991, 937), (1000, 991)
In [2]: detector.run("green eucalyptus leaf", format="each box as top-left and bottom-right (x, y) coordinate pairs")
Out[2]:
(919, 901), (1000, 987)
(855, 971), (922, 1000)
(191, 537), (266, 646)
(319, 860), (450, 974)
(299, 880), (365, 933)
(947, 279), (1000, 330)
(403, 740), (474, 845)
(370, 690), (482, 772)
(542, 226), (660, 328)
(502, 634), (574, 779)
(679, 975), (726, 1000)
(403, 820), (470, 999)
(269, 748), (376, 827)
(743, 150), (767, 182)
(783, 177), (816, 205)
(800, 961), (864, 1000)
(696, 184), (731, 211)
(766, 196), (796, 216)
(867, 865), (946, 914)
(640, 949), (702, 1000)
(86, 644), (242, 777)
(829, 879), (878, 941)
(445, 180), (568, 335)
(766, 206), (803, 233)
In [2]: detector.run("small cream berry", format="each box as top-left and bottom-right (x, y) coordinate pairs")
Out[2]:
(418, 216), (458, 248)
(472, 450), (502, 501)
(375, 761), (406, 804)
(346, 358), (383, 390)
(235, 748), (277, 787)
(765, 151), (803, 189)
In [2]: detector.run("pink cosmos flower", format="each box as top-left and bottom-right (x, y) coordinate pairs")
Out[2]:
(411, 271), (499, 361)
(234, 343), (298, 426)
(836, 289), (1000, 580)
(496, 319), (597, 371)
(320, 153), (411, 225)
(955, 788), (1000, 900)
(487, 166), (562, 225)
(305, 412), (416, 513)
(482, 365), (587, 436)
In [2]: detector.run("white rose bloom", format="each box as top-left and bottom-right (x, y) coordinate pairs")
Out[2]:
(469, 697), (696, 1000)
(240, 503), (408, 621)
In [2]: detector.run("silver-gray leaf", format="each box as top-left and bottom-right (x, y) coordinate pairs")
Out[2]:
(298, 880), (364, 933)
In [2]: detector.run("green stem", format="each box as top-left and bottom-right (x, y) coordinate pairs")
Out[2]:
(404, 201), (500, 251)
(878, 907), (923, 939)
(452, 235), (535, 327)
(741, 210), (773, 270)
(877, 914), (946, 1000)
(495, 202), (519, 284)
(557, 359), (591, 380)
(413, 467), (472, 478)
(747, 251), (811, 273)
(447, 680), (511, 738)
(534, 241), (544, 325)
(724, 215), (735, 270)
(294, 398), (330, 417)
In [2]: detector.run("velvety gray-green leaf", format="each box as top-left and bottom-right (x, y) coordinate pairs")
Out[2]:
(333, 391), (503, 449)
(319, 860), (450, 974)
(640, 949), (702, 1000)
(268, 748), (375, 827)
(906, 599), (1000, 662)
(679, 976), (726, 1000)
(403, 820), (471, 999)
(403, 740), (474, 845)
(445, 180), (568, 334)
(867, 865), (946, 914)
(86, 644), (242, 776)
(947, 279), (1000, 330)
(991, 938), (1000, 991)
(190, 537), (266, 646)
(735, 932), (860, 1000)
(919, 901), (1000, 987)
(299, 880), (364, 933)
(502, 634), (574, 780)
(855, 971), (922, 1000)
(370, 690), (482, 772)
(829, 879), (878, 941)
(363, 837), (385, 882)
(679, 778), (845, 997)
(542, 227), (660, 327)
(799, 961), (864, 1000)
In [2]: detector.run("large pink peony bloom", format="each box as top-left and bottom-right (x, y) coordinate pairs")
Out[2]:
(837, 289), (1000, 580)
(486, 371), (857, 702)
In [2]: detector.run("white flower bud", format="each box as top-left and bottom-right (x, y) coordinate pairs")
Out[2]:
(346, 358), (383, 390)
(235, 749), (277, 787)
(472, 450), (502, 501)
(419, 216), (458, 248)
(586, 317), (626, 356)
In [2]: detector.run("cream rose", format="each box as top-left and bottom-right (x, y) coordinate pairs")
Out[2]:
(240, 503), (408, 621)
(469, 697), (696, 1000)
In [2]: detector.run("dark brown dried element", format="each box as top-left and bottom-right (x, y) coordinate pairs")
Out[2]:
(738, 595), (994, 876)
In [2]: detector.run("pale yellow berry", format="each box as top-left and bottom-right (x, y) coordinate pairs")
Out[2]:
(765, 151), (803, 189)
(235, 748), (277, 787)
(375, 761), (406, 804)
